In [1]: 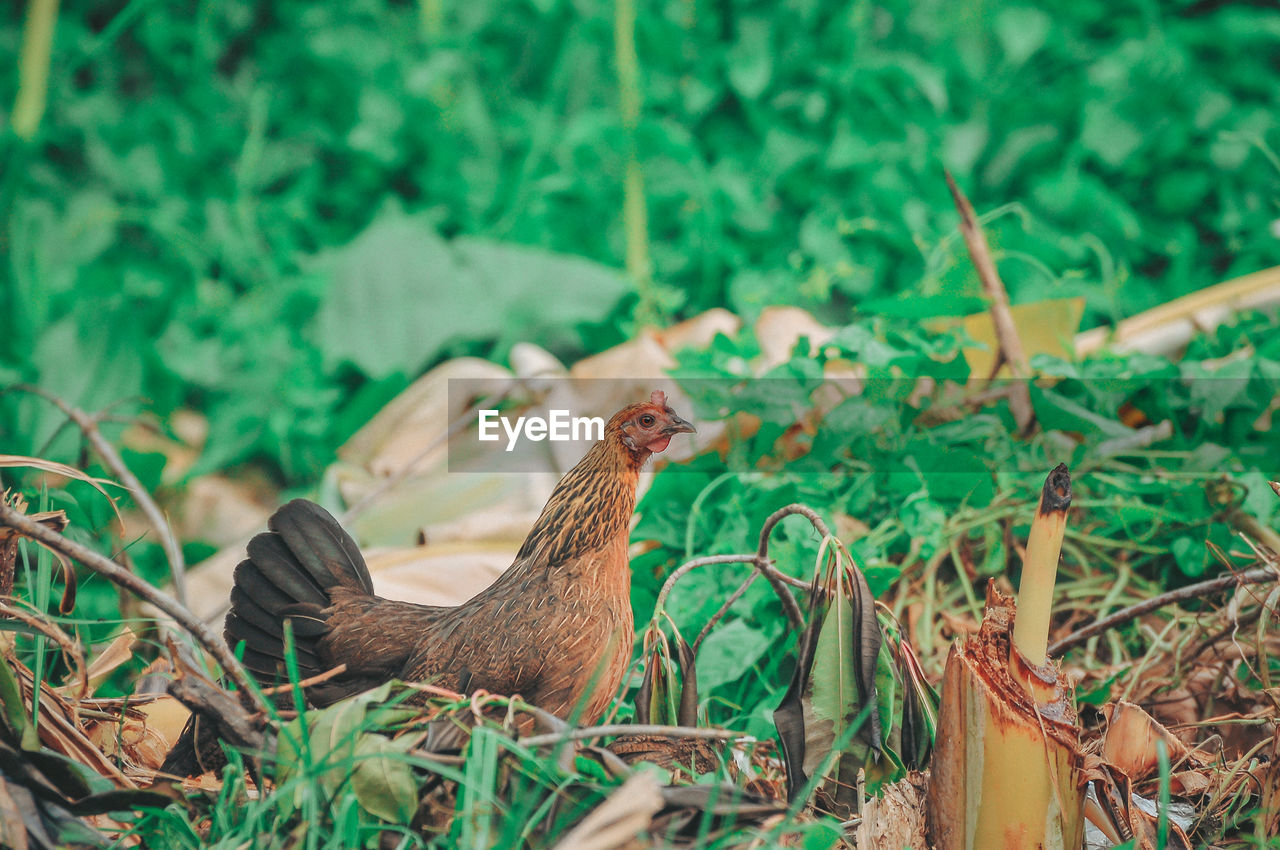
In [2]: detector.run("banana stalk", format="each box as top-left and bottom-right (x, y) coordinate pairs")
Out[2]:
(927, 465), (1085, 850)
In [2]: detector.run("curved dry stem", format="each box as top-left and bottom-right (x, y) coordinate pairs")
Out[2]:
(13, 384), (188, 606)
(0, 596), (87, 699)
(656, 503), (844, 641)
(758, 503), (834, 553)
(0, 500), (268, 716)
(653, 554), (759, 616)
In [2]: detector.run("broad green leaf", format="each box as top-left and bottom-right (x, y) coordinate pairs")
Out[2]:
(995, 8), (1051, 65)
(0, 654), (40, 752)
(26, 317), (144, 455)
(276, 681), (397, 794)
(802, 587), (858, 779)
(774, 550), (882, 813)
(315, 209), (482, 379)
(695, 618), (772, 691)
(351, 733), (419, 823)
(1080, 101), (1144, 168)
(1171, 536), (1207, 578)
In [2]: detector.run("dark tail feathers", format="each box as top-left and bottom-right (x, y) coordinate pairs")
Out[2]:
(223, 499), (373, 687)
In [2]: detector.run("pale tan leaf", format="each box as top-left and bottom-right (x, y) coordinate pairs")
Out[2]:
(925, 297), (1086, 379)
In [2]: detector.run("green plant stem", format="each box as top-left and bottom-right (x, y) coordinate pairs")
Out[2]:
(12, 0), (60, 141)
(613, 0), (656, 323)
(417, 0), (441, 38)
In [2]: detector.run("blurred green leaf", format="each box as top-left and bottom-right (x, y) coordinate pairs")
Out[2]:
(315, 210), (628, 379)
(727, 18), (773, 100)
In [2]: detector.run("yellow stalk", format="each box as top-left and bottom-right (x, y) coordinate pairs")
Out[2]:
(1012, 463), (1071, 668)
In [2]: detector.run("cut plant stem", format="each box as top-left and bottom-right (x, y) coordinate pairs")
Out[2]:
(1012, 463), (1071, 669)
(926, 465), (1084, 850)
(927, 584), (1086, 850)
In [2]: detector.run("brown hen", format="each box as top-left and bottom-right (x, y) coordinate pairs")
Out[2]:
(162, 391), (693, 774)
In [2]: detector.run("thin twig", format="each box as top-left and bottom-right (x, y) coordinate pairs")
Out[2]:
(259, 663), (349, 695)
(0, 500), (268, 716)
(14, 384), (188, 605)
(694, 572), (757, 654)
(1049, 564), (1277, 656)
(520, 724), (745, 748)
(944, 172), (1035, 435)
(399, 681), (469, 701)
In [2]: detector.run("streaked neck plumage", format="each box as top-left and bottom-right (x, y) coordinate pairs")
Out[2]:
(512, 427), (646, 567)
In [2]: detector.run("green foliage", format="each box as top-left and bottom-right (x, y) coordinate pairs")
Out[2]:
(4, 0), (1280, 483)
(3, 0), (1280, 843)
(274, 682), (421, 827)
(632, 309), (1280, 732)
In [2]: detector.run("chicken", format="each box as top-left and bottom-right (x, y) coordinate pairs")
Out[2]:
(162, 391), (694, 774)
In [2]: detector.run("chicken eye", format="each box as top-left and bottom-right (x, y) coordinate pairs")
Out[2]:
(639, 414), (656, 428)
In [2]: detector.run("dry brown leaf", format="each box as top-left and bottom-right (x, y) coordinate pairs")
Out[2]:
(366, 544), (512, 607)
(77, 628), (138, 696)
(754, 306), (836, 371)
(177, 474), (275, 547)
(1102, 700), (1194, 781)
(552, 771), (664, 850)
(0, 456), (122, 524)
(1075, 263), (1280, 357)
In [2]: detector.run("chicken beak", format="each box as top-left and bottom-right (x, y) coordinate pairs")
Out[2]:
(663, 415), (697, 435)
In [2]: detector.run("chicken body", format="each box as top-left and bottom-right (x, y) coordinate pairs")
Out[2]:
(314, 488), (635, 719)
(223, 392), (695, 722)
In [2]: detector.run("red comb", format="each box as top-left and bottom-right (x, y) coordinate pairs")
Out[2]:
(650, 390), (667, 407)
